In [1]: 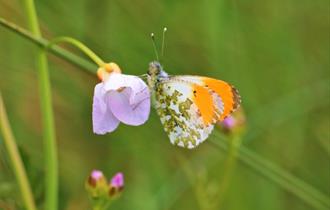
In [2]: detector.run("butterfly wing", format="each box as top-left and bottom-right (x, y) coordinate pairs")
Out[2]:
(154, 78), (224, 149)
(172, 76), (241, 120)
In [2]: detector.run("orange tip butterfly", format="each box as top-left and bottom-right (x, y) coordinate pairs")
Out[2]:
(147, 28), (241, 149)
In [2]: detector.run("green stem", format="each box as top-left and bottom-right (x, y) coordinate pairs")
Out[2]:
(21, 1), (58, 209)
(92, 200), (112, 210)
(48, 37), (105, 67)
(216, 135), (241, 208)
(0, 93), (37, 210)
(0, 17), (96, 74)
(93, 206), (101, 210)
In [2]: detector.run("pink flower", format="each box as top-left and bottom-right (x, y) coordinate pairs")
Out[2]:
(110, 172), (124, 188)
(217, 107), (246, 135)
(222, 116), (236, 129)
(87, 170), (105, 188)
(91, 170), (103, 180)
(93, 70), (150, 134)
(85, 169), (125, 206)
(109, 172), (124, 196)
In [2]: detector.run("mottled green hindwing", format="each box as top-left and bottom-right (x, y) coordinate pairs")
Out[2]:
(154, 79), (214, 149)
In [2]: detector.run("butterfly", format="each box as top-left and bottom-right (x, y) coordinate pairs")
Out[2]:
(147, 61), (241, 149)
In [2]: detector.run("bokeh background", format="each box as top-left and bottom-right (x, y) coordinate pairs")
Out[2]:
(0, 0), (329, 209)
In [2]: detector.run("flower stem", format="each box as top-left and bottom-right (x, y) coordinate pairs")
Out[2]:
(0, 93), (37, 210)
(0, 17), (96, 74)
(21, 0), (58, 209)
(216, 135), (241, 208)
(47, 37), (105, 67)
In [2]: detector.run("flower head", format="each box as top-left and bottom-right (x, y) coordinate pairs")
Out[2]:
(110, 172), (124, 188)
(218, 107), (246, 135)
(86, 170), (108, 197)
(85, 170), (125, 209)
(222, 116), (236, 130)
(88, 170), (104, 187)
(97, 62), (121, 81)
(93, 63), (151, 134)
(109, 172), (124, 197)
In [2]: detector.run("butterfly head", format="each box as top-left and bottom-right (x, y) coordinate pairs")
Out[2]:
(148, 61), (168, 78)
(147, 61), (168, 90)
(148, 61), (162, 76)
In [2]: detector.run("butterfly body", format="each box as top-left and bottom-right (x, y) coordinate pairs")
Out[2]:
(147, 61), (241, 149)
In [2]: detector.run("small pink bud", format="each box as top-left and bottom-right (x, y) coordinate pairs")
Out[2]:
(88, 170), (104, 188)
(85, 169), (108, 199)
(111, 172), (124, 188)
(86, 170), (125, 209)
(222, 116), (236, 129)
(218, 107), (246, 135)
(109, 172), (124, 197)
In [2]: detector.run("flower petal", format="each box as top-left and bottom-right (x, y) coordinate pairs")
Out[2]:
(92, 83), (120, 134)
(103, 73), (146, 97)
(107, 87), (150, 126)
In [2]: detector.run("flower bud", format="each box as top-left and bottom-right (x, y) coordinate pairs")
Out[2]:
(85, 170), (125, 209)
(97, 62), (121, 81)
(109, 172), (124, 198)
(104, 62), (121, 74)
(85, 170), (108, 198)
(218, 107), (246, 136)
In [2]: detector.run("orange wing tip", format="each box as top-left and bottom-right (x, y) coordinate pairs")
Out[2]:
(201, 77), (241, 121)
(219, 85), (241, 120)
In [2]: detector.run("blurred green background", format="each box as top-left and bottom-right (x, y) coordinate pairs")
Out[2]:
(0, 0), (329, 209)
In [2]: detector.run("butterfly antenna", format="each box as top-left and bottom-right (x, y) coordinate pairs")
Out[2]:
(161, 27), (167, 59)
(150, 33), (159, 61)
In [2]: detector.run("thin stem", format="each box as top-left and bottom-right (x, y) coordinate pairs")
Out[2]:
(0, 17), (96, 74)
(21, 0), (58, 209)
(0, 93), (37, 210)
(216, 135), (241, 208)
(93, 206), (101, 210)
(47, 36), (105, 67)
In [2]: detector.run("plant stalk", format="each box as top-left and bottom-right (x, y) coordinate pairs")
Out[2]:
(0, 93), (37, 210)
(48, 36), (105, 67)
(21, 1), (58, 209)
(216, 136), (241, 208)
(0, 17), (96, 73)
